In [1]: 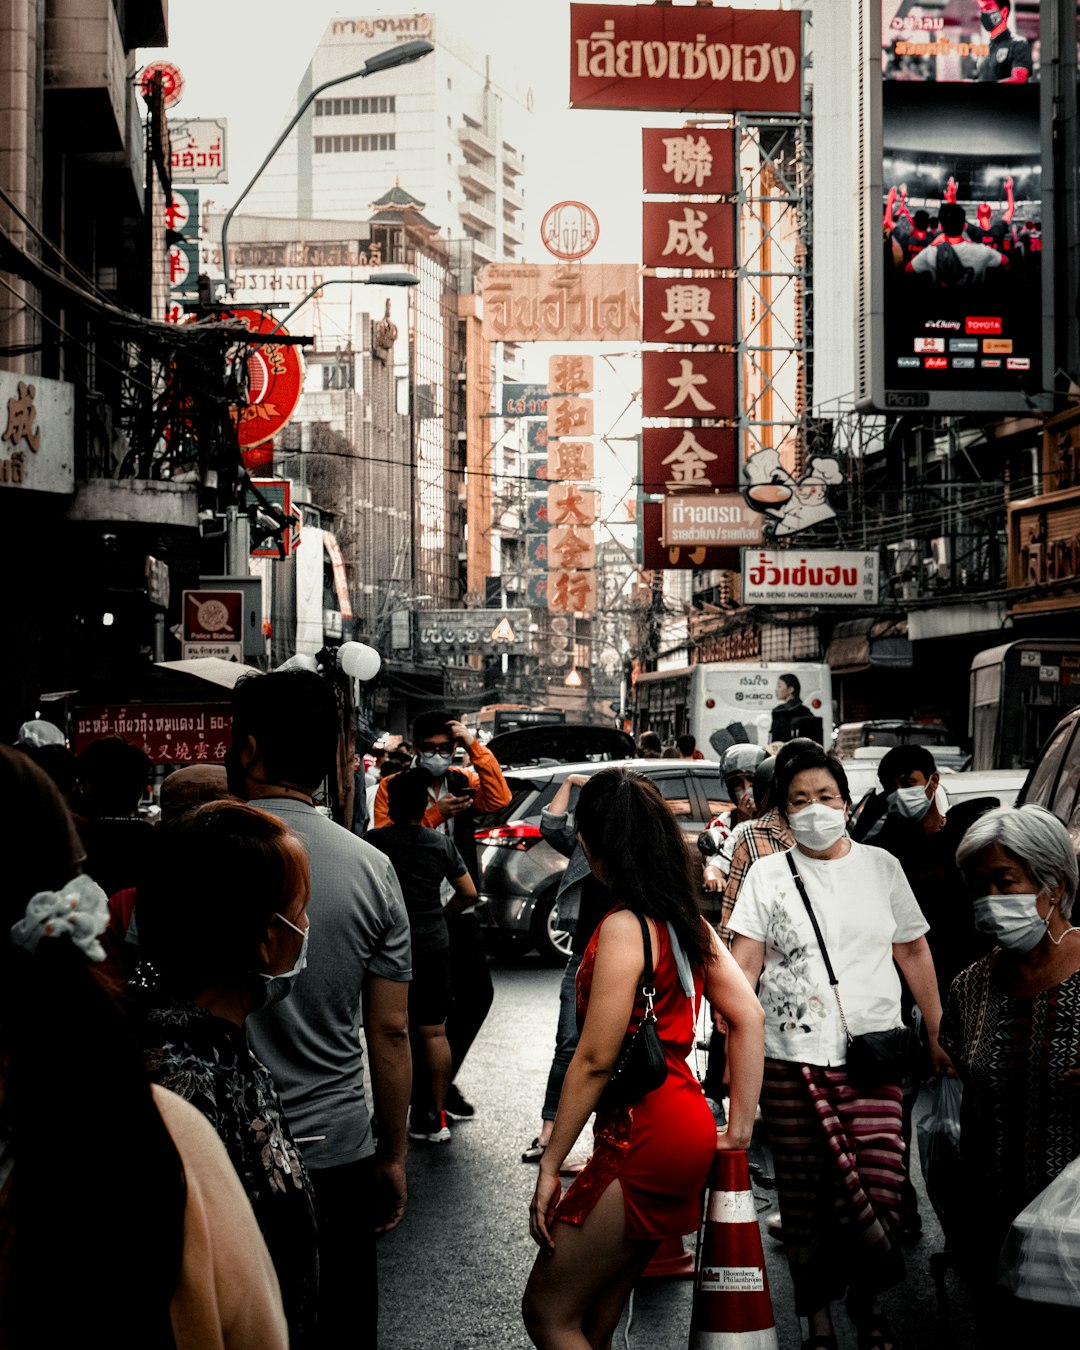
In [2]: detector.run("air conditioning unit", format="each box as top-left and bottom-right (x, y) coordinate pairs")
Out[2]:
(926, 537), (952, 582)
(888, 539), (921, 577)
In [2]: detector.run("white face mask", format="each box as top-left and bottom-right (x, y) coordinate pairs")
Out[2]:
(788, 802), (847, 851)
(261, 912), (310, 1004)
(972, 893), (1048, 952)
(889, 783), (933, 822)
(418, 751), (452, 777)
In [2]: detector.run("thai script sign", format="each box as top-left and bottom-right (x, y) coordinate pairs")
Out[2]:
(168, 117), (228, 184)
(416, 609), (531, 656)
(642, 127), (735, 195)
(74, 704), (232, 764)
(501, 383), (549, 417)
(570, 4), (802, 114)
(663, 495), (765, 549)
(330, 14), (433, 40)
(639, 500), (738, 571)
(0, 372), (74, 494)
(741, 550), (881, 606)
(641, 350), (735, 421)
(480, 264), (640, 342)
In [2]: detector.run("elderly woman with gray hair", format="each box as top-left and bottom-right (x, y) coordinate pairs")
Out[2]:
(940, 804), (1080, 1322)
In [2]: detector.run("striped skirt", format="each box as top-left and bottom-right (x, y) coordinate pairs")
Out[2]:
(760, 1057), (906, 1313)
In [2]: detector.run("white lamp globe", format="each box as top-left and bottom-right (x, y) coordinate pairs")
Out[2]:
(338, 642), (381, 681)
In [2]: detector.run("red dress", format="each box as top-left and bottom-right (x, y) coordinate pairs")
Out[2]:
(556, 911), (717, 1239)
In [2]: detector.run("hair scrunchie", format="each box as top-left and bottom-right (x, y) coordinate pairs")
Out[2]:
(10, 874), (111, 963)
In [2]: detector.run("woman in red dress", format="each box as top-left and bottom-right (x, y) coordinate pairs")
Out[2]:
(523, 768), (765, 1349)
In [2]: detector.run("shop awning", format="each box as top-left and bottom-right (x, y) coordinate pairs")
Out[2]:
(826, 619), (911, 675)
(154, 658), (262, 691)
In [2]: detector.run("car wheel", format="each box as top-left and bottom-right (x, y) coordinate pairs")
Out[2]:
(531, 890), (574, 965)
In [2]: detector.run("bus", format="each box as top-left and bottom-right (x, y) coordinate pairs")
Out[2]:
(970, 639), (1080, 770)
(633, 661), (833, 757)
(475, 704), (567, 741)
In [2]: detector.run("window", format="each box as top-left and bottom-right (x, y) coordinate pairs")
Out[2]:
(314, 96), (395, 117)
(1024, 720), (1077, 818)
(314, 134), (396, 154)
(655, 776), (692, 818)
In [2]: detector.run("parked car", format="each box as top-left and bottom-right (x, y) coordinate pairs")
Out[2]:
(485, 723), (637, 769)
(474, 757), (728, 962)
(1017, 705), (1080, 847)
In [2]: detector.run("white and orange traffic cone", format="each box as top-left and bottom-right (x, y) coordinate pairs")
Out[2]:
(689, 1150), (778, 1348)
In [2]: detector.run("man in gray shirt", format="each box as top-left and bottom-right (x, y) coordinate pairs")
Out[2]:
(228, 668), (412, 1350)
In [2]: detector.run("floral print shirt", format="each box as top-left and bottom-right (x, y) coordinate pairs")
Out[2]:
(142, 1001), (318, 1347)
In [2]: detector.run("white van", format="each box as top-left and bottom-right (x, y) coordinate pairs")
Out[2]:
(633, 661), (834, 757)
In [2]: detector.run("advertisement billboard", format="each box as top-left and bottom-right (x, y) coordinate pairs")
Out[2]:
(741, 550), (881, 607)
(864, 2), (1068, 413)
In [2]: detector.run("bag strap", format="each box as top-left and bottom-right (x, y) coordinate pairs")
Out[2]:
(633, 910), (657, 1023)
(784, 851), (852, 1043)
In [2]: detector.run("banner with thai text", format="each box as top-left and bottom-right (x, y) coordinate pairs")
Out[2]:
(741, 549), (881, 606)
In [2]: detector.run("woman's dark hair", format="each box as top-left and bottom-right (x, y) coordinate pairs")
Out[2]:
(138, 800), (309, 999)
(778, 672), (801, 699)
(412, 709), (454, 742)
(575, 767), (711, 974)
(0, 746), (184, 1345)
(774, 743), (851, 815)
(386, 767), (432, 825)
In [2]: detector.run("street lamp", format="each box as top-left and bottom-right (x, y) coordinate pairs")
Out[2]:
(271, 273), (419, 334)
(220, 39), (434, 296)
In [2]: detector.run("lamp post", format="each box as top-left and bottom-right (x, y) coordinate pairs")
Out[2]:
(220, 39), (434, 296)
(270, 273), (419, 335)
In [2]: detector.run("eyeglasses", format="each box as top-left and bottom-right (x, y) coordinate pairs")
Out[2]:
(788, 794), (845, 810)
(417, 740), (452, 754)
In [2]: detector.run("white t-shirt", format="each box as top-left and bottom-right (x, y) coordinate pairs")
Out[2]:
(912, 238), (1003, 284)
(728, 841), (928, 1066)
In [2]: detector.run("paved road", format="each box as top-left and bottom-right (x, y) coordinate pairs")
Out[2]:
(377, 959), (981, 1349)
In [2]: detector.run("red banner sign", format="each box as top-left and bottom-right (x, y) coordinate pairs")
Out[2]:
(642, 200), (734, 271)
(641, 350), (736, 421)
(570, 4), (802, 114)
(642, 127), (735, 195)
(73, 704), (232, 765)
(639, 501), (739, 571)
(221, 309), (305, 449)
(641, 427), (737, 493)
(642, 276), (735, 346)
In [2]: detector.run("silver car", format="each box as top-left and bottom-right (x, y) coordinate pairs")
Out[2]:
(473, 757), (729, 962)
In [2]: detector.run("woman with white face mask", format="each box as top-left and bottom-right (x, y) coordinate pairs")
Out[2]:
(941, 804), (1080, 1337)
(730, 745), (951, 1350)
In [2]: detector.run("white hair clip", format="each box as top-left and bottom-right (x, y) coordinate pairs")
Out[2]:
(10, 874), (111, 963)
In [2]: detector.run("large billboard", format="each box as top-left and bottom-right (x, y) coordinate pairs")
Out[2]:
(863, 1), (1073, 414)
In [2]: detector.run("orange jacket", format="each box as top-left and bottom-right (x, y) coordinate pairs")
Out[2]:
(372, 740), (512, 829)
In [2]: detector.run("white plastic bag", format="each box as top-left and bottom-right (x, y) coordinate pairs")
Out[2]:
(998, 1153), (1080, 1307)
(916, 1075), (963, 1230)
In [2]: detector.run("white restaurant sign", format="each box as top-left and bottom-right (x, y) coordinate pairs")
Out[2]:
(168, 117), (228, 184)
(0, 371), (74, 494)
(741, 550), (881, 607)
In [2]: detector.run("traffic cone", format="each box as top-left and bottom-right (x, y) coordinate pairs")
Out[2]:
(642, 1233), (696, 1279)
(689, 1149), (778, 1348)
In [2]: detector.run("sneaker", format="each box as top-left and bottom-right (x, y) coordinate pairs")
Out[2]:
(704, 1096), (727, 1128)
(409, 1109), (451, 1144)
(444, 1085), (475, 1120)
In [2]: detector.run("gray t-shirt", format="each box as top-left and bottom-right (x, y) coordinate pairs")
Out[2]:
(247, 798), (412, 1170)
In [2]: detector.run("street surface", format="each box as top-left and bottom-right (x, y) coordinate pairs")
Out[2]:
(378, 958), (981, 1350)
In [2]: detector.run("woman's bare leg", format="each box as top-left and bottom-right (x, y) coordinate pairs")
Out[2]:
(522, 1180), (658, 1350)
(417, 1022), (451, 1114)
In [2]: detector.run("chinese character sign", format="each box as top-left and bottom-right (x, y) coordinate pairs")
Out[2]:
(548, 484), (599, 526)
(641, 427), (737, 493)
(549, 525), (597, 570)
(0, 370), (74, 495)
(547, 441), (595, 482)
(642, 276), (735, 345)
(548, 569), (598, 615)
(641, 202), (734, 270)
(547, 397), (595, 440)
(549, 354), (594, 394)
(642, 127), (735, 195)
(641, 351), (736, 420)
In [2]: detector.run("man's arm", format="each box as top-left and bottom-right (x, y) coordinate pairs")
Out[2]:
(362, 974), (412, 1233)
(372, 774), (394, 829)
(540, 772), (589, 857)
(452, 724), (512, 812)
(1002, 174), (1015, 224)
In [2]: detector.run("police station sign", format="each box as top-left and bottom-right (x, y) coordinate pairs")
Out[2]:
(0, 371), (74, 494)
(741, 550), (881, 607)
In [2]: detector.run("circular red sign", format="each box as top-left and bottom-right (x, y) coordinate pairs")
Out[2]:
(540, 201), (600, 261)
(139, 61), (185, 108)
(221, 310), (306, 450)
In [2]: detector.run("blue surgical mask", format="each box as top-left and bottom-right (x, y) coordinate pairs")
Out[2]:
(888, 784), (933, 822)
(261, 912), (309, 1004)
(418, 751), (452, 777)
(972, 893), (1047, 952)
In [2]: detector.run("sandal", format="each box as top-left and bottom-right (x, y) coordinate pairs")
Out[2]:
(520, 1137), (546, 1163)
(848, 1306), (898, 1350)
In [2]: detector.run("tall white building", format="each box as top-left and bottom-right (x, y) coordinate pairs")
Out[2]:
(245, 12), (530, 267)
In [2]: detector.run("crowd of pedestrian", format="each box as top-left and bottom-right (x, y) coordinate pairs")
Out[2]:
(3, 690), (1080, 1348)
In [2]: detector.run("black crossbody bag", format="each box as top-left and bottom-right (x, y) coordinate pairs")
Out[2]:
(597, 911), (669, 1111)
(784, 852), (920, 1088)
